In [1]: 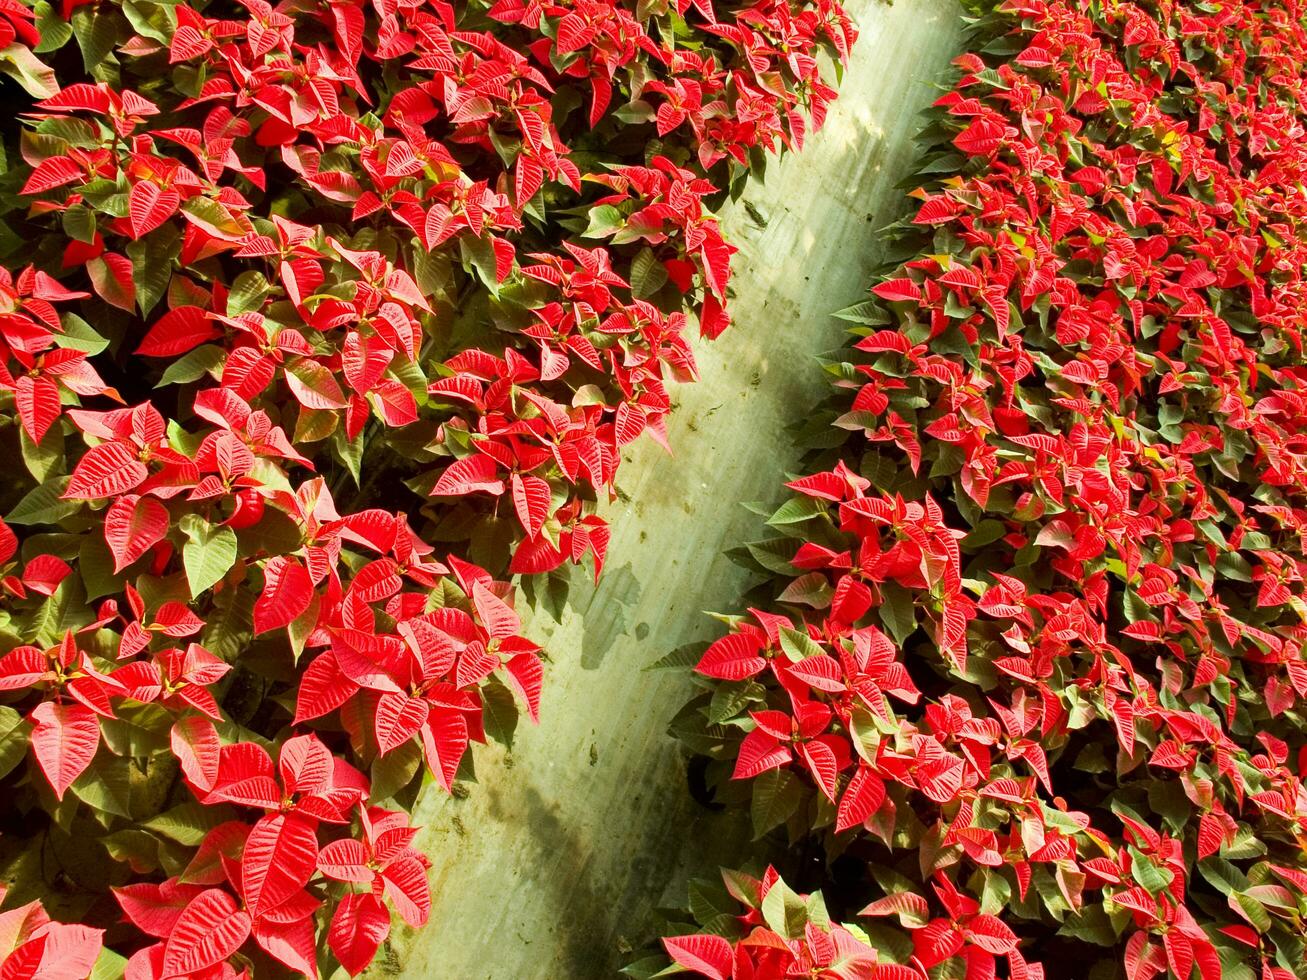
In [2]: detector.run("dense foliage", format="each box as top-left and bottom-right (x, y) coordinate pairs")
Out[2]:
(0, 0), (851, 973)
(656, 0), (1307, 978)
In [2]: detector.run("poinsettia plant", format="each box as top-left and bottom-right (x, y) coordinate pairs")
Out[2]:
(659, 0), (1307, 978)
(631, 865), (1040, 980)
(0, 0), (852, 973)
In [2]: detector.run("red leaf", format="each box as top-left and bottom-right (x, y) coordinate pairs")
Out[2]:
(787, 654), (845, 693)
(28, 700), (99, 800)
(859, 890), (930, 927)
(695, 633), (766, 681)
(953, 117), (1005, 156)
(253, 915), (318, 978)
(204, 742), (281, 809)
(21, 554), (71, 595)
(662, 934), (734, 980)
(699, 233), (733, 299)
(254, 556), (314, 635)
(37, 83), (112, 113)
(161, 889), (251, 977)
(374, 691), (429, 755)
(370, 379), (418, 427)
(381, 854), (431, 928)
(21, 156), (82, 195)
(556, 11), (594, 52)
(329, 893), (391, 977)
(966, 914), (1018, 955)
(800, 738), (840, 802)
(614, 402), (646, 447)
(285, 358), (349, 410)
(515, 152), (543, 206)
(836, 767), (886, 833)
(104, 494), (169, 573)
(240, 813), (319, 919)
(1163, 930), (1193, 980)
(872, 278), (923, 303)
(294, 653), (357, 724)
(317, 839), (372, 883)
(14, 376), (60, 444)
(128, 181), (180, 239)
(33, 923), (104, 977)
(277, 732), (334, 796)
(137, 306), (217, 358)
(113, 879), (204, 939)
(420, 710), (468, 792)
(510, 473), (551, 537)
(65, 442), (147, 499)
(471, 581), (521, 639)
(432, 454), (504, 497)
(170, 716), (220, 794)
(503, 652), (543, 723)
(1197, 812), (1225, 859)
(86, 253), (136, 312)
(0, 646), (51, 690)
(913, 920), (964, 968)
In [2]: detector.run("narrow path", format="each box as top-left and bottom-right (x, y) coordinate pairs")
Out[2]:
(382, 4), (962, 975)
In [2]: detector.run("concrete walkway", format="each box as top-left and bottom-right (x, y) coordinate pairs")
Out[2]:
(380, 3), (963, 975)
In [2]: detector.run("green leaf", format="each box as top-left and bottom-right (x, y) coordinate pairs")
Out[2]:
(181, 516), (238, 598)
(145, 801), (233, 847)
(629, 247), (668, 298)
(0, 42), (59, 98)
(369, 740), (422, 803)
(79, 531), (121, 601)
(70, 6), (118, 77)
(0, 707), (31, 781)
(459, 234), (502, 294)
(707, 681), (763, 724)
(744, 538), (800, 575)
(777, 571), (833, 608)
(181, 197), (245, 238)
(98, 703), (170, 757)
(62, 204), (98, 244)
(481, 679), (520, 749)
(582, 204), (626, 239)
(55, 314), (110, 356)
(1197, 857), (1249, 897)
(158, 345), (224, 387)
(644, 643), (706, 672)
(751, 769), (802, 838)
(878, 582), (916, 645)
(778, 627), (824, 663)
(71, 754), (134, 820)
(760, 877), (807, 939)
(833, 300), (891, 326)
(1056, 905), (1117, 947)
(33, 1), (74, 53)
(227, 270), (270, 316)
(127, 226), (179, 318)
(28, 575), (91, 647)
(331, 427), (364, 486)
(1128, 847), (1174, 895)
(6, 477), (79, 526)
(20, 424), (64, 483)
(90, 947), (129, 980)
(1234, 893), (1272, 933)
(766, 496), (828, 526)
(121, 0), (177, 44)
(201, 582), (254, 660)
(962, 519), (1005, 551)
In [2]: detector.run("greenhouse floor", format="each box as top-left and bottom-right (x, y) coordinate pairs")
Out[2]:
(383, 3), (963, 975)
